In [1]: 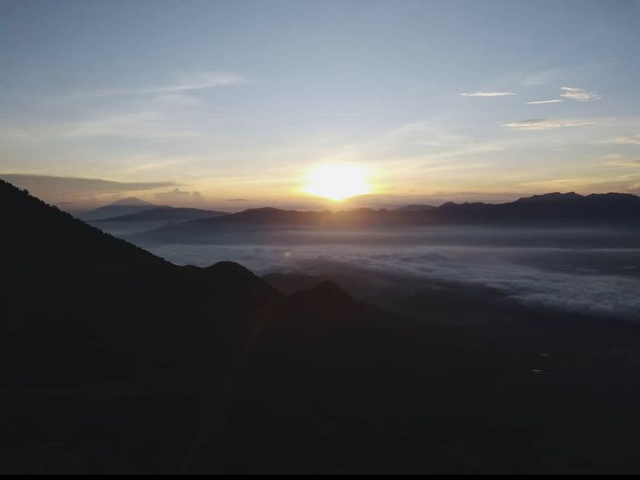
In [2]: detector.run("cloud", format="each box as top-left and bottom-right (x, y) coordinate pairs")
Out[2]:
(310, 120), (474, 167)
(226, 198), (249, 202)
(74, 72), (247, 98)
(597, 134), (640, 146)
(386, 121), (468, 148)
(154, 188), (204, 204)
(147, 235), (640, 321)
(420, 158), (495, 172)
(603, 157), (640, 167)
(503, 118), (594, 131)
(527, 99), (564, 105)
(459, 91), (516, 97)
(0, 174), (176, 203)
(60, 112), (200, 139)
(0, 112), (200, 143)
(560, 87), (601, 102)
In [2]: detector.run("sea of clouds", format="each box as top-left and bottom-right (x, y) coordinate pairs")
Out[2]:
(143, 226), (640, 321)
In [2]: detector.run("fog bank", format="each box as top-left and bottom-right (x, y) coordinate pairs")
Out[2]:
(141, 226), (640, 321)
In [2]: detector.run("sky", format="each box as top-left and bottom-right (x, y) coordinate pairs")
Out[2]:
(1, 0), (640, 210)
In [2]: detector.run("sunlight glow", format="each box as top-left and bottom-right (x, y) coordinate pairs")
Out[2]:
(303, 164), (372, 201)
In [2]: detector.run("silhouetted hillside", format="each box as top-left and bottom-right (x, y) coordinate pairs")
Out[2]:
(0, 178), (278, 472)
(4, 178), (640, 474)
(0, 180), (168, 276)
(0, 178), (403, 473)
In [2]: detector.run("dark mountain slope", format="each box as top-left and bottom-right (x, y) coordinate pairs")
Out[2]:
(0, 179), (409, 473)
(201, 277), (640, 474)
(4, 179), (640, 474)
(0, 179), (279, 370)
(1, 180), (169, 277)
(0, 179), (285, 472)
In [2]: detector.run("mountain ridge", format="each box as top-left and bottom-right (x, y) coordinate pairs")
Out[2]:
(128, 191), (640, 244)
(95, 206), (229, 223)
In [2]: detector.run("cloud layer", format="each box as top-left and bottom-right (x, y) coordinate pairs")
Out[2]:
(598, 134), (640, 146)
(150, 245), (640, 321)
(503, 118), (594, 131)
(74, 72), (247, 98)
(527, 99), (564, 105)
(143, 227), (640, 321)
(0, 174), (176, 203)
(459, 91), (516, 97)
(154, 188), (203, 203)
(560, 87), (601, 102)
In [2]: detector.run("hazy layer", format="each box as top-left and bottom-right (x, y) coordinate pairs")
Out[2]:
(140, 226), (640, 321)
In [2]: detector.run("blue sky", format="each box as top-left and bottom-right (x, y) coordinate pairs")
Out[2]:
(1, 0), (639, 209)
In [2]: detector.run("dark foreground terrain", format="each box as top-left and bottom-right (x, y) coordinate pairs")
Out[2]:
(2, 178), (640, 474)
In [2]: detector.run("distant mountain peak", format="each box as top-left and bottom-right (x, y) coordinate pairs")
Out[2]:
(515, 192), (583, 203)
(80, 196), (160, 221)
(312, 280), (350, 299)
(587, 192), (639, 200)
(395, 204), (436, 212)
(108, 197), (154, 207)
(205, 260), (259, 278)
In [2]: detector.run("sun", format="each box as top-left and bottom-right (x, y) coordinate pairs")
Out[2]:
(303, 164), (372, 201)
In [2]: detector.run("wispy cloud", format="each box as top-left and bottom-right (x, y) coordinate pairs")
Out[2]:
(597, 134), (640, 146)
(560, 86), (601, 102)
(0, 174), (177, 203)
(386, 121), (468, 148)
(603, 157), (640, 167)
(315, 120), (472, 164)
(154, 188), (204, 204)
(74, 72), (247, 98)
(148, 241), (640, 320)
(0, 111), (200, 143)
(61, 112), (200, 139)
(503, 118), (594, 131)
(527, 99), (564, 105)
(418, 143), (504, 168)
(459, 91), (516, 97)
